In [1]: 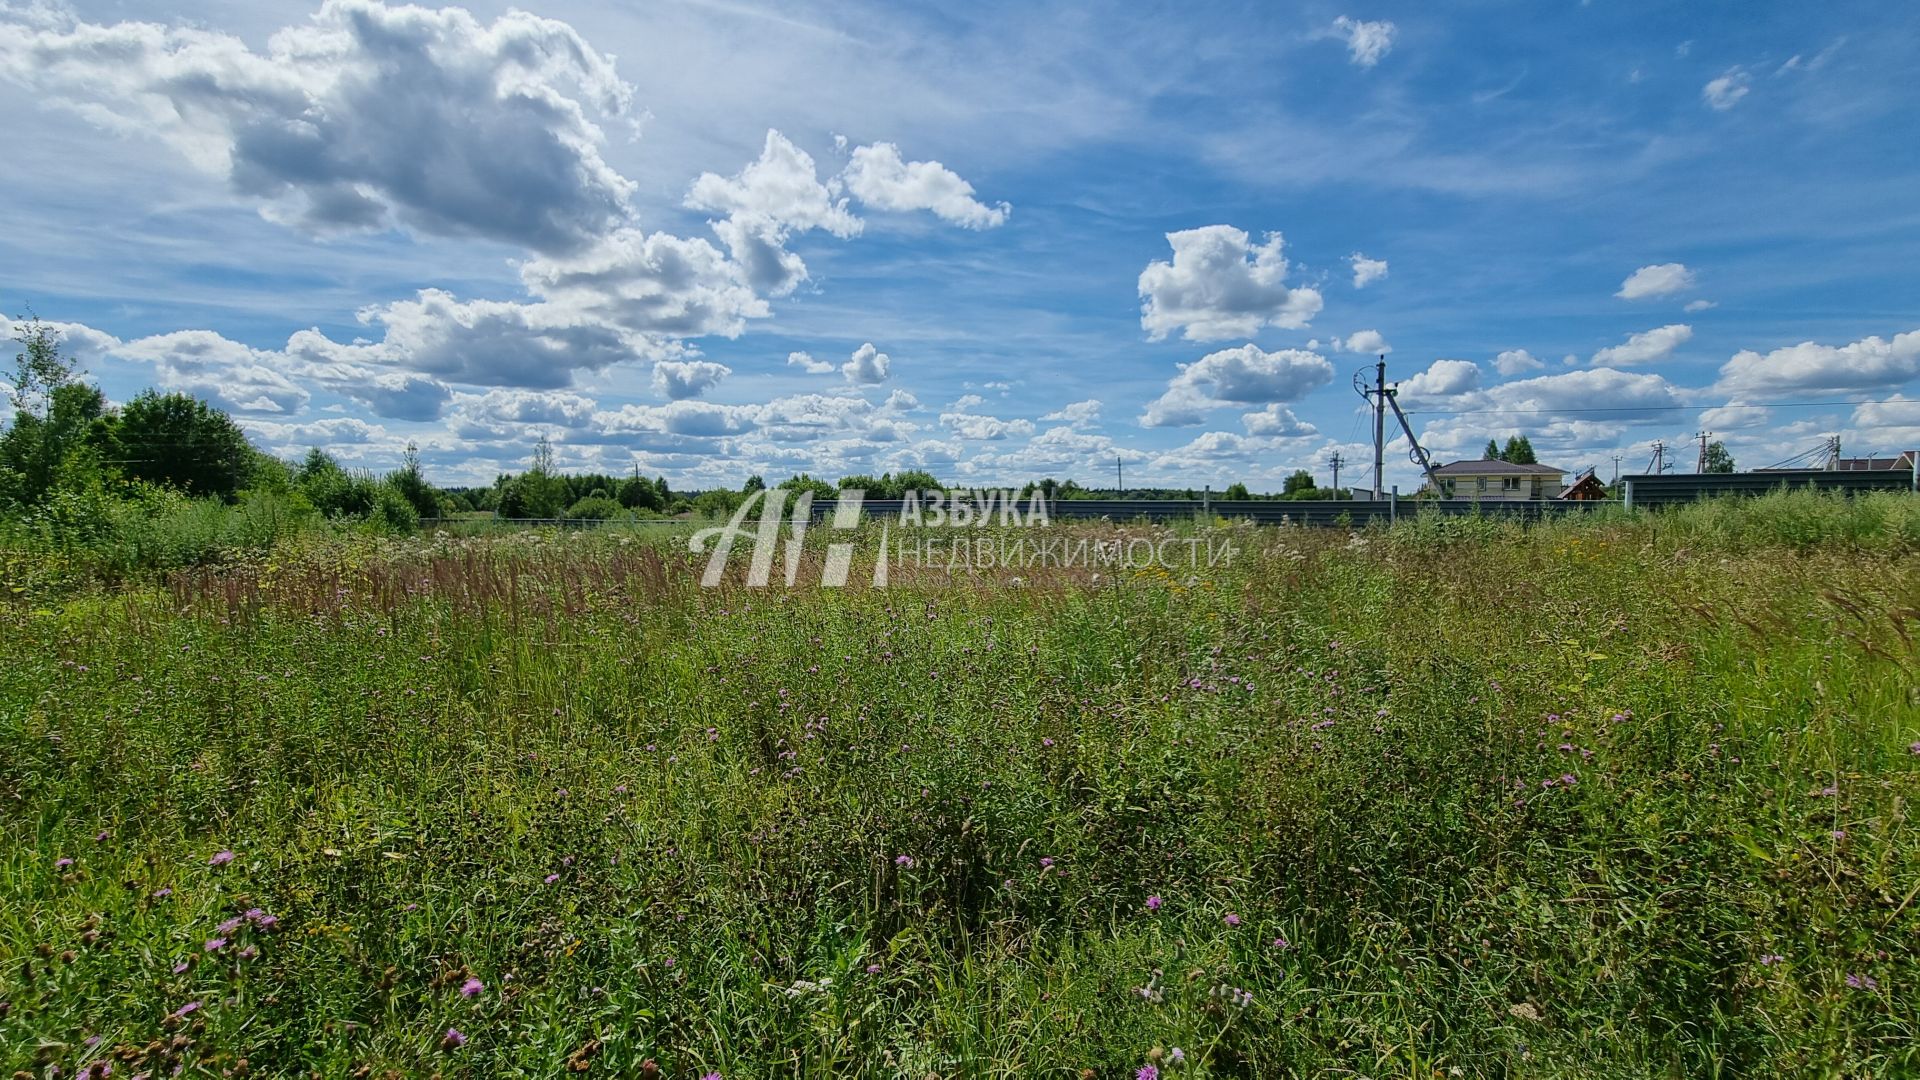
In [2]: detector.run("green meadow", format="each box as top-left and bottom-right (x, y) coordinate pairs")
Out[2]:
(4, 492), (1918, 1078)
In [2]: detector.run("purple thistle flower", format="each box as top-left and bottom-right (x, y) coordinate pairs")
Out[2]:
(702, 1073), (722, 1080)
(1039, 857), (1055, 869)
(1845, 973), (1879, 990)
(253, 914), (278, 929)
(1272, 936), (1291, 949)
(1224, 912), (1241, 927)
(1909, 741), (1920, 755)
(95, 830), (110, 842)
(169, 1001), (201, 1020)
(544, 873), (560, 884)
(208, 850), (235, 867)
(204, 938), (226, 952)
(1041, 737), (1055, 748)
(440, 1028), (467, 1050)
(172, 961), (189, 974)
(151, 888), (172, 899)
(894, 855), (914, 868)
(216, 917), (243, 936)
(1138, 1066), (1159, 1080)
(1167, 1047), (1185, 1065)
(55, 857), (74, 869)
(1759, 954), (1784, 965)
(1145, 895), (1162, 912)
(460, 977), (483, 998)
(866, 964), (882, 974)
(238, 946), (257, 960)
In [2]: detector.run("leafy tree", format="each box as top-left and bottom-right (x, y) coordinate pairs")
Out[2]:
(564, 495), (623, 520)
(742, 474), (765, 493)
(1483, 439), (1501, 460)
(618, 470), (664, 511)
(893, 469), (941, 494)
(385, 442), (441, 519)
(111, 391), (254, 500)
(1282, 469), (1316, 495)
(1500, 435), (1538, 465)
(1703, 440), (1736, 473)
(779, 473), (836, 500)
(1, 319), (119, 508)
(1222, 481), (1252, 500)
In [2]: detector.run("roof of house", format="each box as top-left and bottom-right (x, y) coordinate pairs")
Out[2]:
(1557, 473), (1609, 498)
(1833, 451), (1917, 471)
(1431, 459), (1567, 477)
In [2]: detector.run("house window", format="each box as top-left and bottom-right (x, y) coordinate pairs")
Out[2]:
(1502, 477), (1521, 491)
(1475, 478), (1487, 492)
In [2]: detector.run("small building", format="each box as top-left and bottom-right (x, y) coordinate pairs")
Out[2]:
(1832, 451), (1918, 472)
(1425, 459), (1567, 500)
(1556, 470), (1610, 500)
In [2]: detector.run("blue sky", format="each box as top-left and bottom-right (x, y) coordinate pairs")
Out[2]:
(2, 0), (1916, 491)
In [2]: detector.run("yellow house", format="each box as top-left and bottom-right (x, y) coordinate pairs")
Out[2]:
(1425, 460), (1566, 500)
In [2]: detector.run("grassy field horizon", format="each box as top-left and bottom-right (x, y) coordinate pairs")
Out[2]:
(4, 493), (1918, 1077)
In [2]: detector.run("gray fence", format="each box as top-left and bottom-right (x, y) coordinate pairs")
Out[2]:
(809, 497), (1617, 527)
(1622, 468), (1918, 508)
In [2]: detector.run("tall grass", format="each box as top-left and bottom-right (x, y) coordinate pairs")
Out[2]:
(1, 493), (1916, 1077)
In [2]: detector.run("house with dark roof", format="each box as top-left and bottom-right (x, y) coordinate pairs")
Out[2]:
(1423, 459), (1567, 500)
(1557, 470), (1611, 500)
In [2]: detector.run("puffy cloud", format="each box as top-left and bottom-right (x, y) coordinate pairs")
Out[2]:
(686, 129), (861, 295)
(1493, 348), (1545, 376)
(0, 0), (636, 254)
(1141, 344), (1334, 427)
(687, 130), (861, 239)
(650, 359), (731, 400)
(1343, 329), (1391, 355)
(111, 330), (312, 415)
(1395, 359), (1481, 408)
(1616, 263), (1696, 300)
(517, 228), (768, 341)
(1703, 67), (1751, 110)
(1329, 16), (1396, 68)
(882, 389), (920, 412)
(1042, 399), (1102, 424)
(842, 342), (891, 384)
(1591, 324), (1692, 366)
(1240, 404), (1316, 437)
(1718, 330), (1920, 396)
(787, 350), (835, 374)
(1684, 299), (1717, 313)
(594, 400), (756, 439)
(1138, 226), (1323, 342)
(940, 411), (1034, 440)
(1349, 253), (1388, 288)
(839, 141), (1009, 229)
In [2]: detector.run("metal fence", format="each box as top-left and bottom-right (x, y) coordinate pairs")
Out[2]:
(808, 497), (1618, 527)
(1622, 468), (1918, 508)
(427, 470), (1913, 530)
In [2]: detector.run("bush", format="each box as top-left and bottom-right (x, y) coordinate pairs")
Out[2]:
(564, 495), (624, 520)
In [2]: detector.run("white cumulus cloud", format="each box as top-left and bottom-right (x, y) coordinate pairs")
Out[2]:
(1718, 330), (1920, 396)
(1616, 263), (1697, 300)
(842, 342), (892, 385)
(1138, 226), (1323, 342)
(1349, 253), (1389, 288)
(1141, 344), (1334, 427)
(1592, 324), (1693, 366)
(839, 141), (1009, 229)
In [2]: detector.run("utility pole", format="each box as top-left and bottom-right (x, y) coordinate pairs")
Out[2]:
(1826, 434), (1842, 470)
(1610, 454), (1622, 486)
(1115, 456), (1123, 494)
(1694, 430), (1713, 473)
(1648, 441), (1667, 474)
(1371, 358), (1387, 499)
(1327, 450), (1344, 492)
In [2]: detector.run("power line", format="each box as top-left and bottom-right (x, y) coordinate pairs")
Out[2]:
(1402, 397), (1906, 417)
